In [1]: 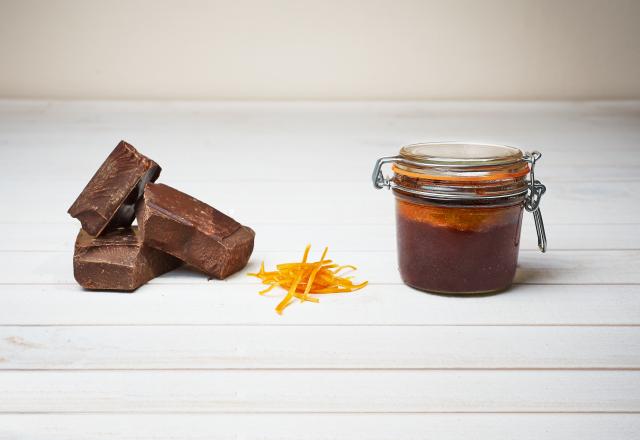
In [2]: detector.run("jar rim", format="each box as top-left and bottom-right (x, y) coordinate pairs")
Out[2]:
(399, 142), (524, 167)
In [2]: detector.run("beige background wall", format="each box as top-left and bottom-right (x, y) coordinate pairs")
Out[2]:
(0, 0), (639, 100)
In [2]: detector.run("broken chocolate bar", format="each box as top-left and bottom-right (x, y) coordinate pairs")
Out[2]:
(68, 141), (161, 236)
(136, 183), (255, 279)
(74, 226), (181, 291)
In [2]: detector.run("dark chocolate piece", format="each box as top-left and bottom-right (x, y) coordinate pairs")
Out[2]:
(136, 183), (255, 279)
(73, 226), (181, 291)
(68, 141), (161, 236)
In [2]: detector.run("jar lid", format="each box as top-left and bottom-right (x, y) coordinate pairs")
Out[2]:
(399, 142), (523, 167)
(394, 142), (530, 182)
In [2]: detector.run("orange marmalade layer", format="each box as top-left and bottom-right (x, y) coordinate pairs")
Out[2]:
(395, 198), (523, 233)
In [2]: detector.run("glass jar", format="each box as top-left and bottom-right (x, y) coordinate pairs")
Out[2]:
(372, 142), (547, 295)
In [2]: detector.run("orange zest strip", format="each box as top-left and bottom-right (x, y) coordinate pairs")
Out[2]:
(301, 244), (311, 263)
(333, 265), (357, 273)
(247, 245), (368, 314)
(275, 270), (303, 315)
(301, 246), (328, 302)
(258, 284), (277, 295)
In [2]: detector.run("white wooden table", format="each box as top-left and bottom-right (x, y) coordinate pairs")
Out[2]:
(1, 100), (639, 439)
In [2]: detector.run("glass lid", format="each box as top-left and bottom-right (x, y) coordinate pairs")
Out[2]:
(399, 142), (524, 166)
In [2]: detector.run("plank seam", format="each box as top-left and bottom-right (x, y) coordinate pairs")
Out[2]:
(2, 282), (640, 286)
(0, 411), (639, 415)
(1, 368), (640, 372)
(1, 324), (640, 327)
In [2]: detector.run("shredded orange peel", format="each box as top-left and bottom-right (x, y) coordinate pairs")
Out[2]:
(247, 245), (368, 314)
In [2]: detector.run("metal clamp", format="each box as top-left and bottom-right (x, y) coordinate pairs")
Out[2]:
(523, 151), (547, 253)
(372, 156), (399, 189)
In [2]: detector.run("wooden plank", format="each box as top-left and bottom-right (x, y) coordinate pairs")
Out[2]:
(1, 325), (638, 370)
(1, 101), (639, 180)
(1, 179), (639, 225)
(1, 222), (639, 252)
(1, 249), (638, 285)
(1, 414), (639, 440)
(1, 284), (638, 326)
(1, 370), (639, 412)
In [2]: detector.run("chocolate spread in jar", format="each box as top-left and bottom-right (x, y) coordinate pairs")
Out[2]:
(395, 197), (523, 294)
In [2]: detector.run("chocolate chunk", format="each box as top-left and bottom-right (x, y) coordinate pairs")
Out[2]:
(73, 226), (181, 291)
(136, 183), (255, 279)
(68, 141), (161, 236)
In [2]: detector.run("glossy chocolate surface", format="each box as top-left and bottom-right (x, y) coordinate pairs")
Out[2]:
(73, 226), (181, 291)
(68, 141), (161, 236)
(136, 183), (255, 279)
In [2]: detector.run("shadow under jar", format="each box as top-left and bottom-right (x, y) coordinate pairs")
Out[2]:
(373, 142), (547, 295)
